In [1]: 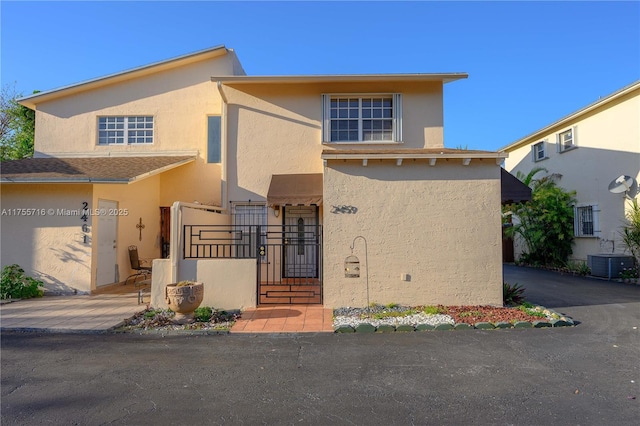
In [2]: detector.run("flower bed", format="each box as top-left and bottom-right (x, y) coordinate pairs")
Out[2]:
(333, 303), (575, 333)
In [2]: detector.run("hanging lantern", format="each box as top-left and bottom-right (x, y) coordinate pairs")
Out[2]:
(344, 255), (360, 278)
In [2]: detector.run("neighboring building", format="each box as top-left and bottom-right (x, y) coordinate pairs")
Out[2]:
(1, 45), (508, 309)
(501, 81), (640, 263)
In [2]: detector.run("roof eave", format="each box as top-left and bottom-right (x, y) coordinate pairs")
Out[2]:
(213, 73), (468, 85)
(0, 178), (129, 184)
(18, 45), (228, 109)
(500, 80), (640, 152)
(321, 152), (507, 160)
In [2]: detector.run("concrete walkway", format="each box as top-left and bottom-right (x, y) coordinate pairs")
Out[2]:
(0, 286), (148, 333)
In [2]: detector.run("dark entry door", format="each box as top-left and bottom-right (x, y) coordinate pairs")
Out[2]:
(283, 206), (318, 278)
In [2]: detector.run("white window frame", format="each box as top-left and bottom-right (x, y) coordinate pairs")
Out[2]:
(322, 93), (402, 143)
(531, 140), (547, 162)
(97, 116), (154, 145)
(574, 203), (599, 238)
(556, 126), (577, 153)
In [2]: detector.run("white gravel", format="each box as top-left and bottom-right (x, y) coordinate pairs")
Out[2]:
(333, 306), (454, 328)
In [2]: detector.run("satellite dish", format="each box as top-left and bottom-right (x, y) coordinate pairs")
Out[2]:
(608, 175), (636, 194)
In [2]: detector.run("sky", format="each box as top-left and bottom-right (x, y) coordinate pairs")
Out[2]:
(1, 1), (639, 151)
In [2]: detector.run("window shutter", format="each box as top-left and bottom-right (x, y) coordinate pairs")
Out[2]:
(393, 93), (403, 142)
(321, 94), (330, 142)
(592, 204), (600, 236)
(572, 125), (578, 147)
(556, 133), (561, 152)
(531, 145), (536, 162)
(573, 206), (579, 237)
(207, 116), (221, 163)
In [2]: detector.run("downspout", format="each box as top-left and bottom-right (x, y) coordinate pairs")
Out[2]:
(216, 81), (229, 210)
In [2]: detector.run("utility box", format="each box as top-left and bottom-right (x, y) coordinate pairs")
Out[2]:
(587, 254), (635, 280)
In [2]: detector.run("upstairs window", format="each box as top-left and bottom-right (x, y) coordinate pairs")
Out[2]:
(322, 94), (402, 143)
(532, 140), (547, 162)
(98, 116), (154, 145)
(557, 127), (577, 153)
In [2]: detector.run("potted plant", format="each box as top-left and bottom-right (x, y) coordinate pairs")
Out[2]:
(165, 280), (205, 324)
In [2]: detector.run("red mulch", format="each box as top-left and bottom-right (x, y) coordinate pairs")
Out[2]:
(442, 305), (545, 325)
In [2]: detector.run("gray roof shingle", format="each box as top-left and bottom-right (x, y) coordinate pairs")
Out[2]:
(0, 156), (195, 183)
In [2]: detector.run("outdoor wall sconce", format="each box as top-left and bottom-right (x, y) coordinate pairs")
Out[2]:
(345, 235), (370, 314)
(273, 205), (281, 218)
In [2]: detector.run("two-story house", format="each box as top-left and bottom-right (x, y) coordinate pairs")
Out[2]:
(1, 45), (508, 309)
(501, 81), (640, 266)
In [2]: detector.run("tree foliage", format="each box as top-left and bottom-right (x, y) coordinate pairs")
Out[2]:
(505, 169), (577, 267)
(621, 198), (640, 262)
(1, 84), (37, 161)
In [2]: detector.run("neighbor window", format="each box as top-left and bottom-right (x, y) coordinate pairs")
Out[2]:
(574, 204), (599, 237)
(98, 116), (154, 145)
(322, 94), (402, 142)
(532, 141), (546, 162)
(557, 127), (576, 153)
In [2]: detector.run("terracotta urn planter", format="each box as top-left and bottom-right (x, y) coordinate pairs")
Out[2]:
(165, 281), (204, 324)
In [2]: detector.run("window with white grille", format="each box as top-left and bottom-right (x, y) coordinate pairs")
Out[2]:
(532, 141), (547, 162)
(98, 116), (154, 145)
(574, 204), (599, 237)
(557, 127), (577, 153)
(322, 94), (402, 143)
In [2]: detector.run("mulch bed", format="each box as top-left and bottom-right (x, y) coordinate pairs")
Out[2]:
(443, 305), (546, 325)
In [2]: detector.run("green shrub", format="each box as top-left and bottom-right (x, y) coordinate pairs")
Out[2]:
(194, 306), (213, 322)
(503, 282), (525, 306)
(423, 305), (447, 315)
(0, 264), (44, 300)
(504, 169), (576, 267)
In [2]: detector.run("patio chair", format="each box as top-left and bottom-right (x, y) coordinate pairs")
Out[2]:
(125, 245), (152, 286)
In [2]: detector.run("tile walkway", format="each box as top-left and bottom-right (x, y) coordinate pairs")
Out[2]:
(231, 305), (334, 333)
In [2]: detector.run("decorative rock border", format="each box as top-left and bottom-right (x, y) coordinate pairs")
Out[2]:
(334, 306), (575, 333)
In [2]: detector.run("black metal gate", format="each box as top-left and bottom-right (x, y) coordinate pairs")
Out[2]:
(183, 224), (322, 304)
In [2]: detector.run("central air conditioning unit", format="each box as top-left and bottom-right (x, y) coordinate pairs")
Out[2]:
(587, 254), (636, 280)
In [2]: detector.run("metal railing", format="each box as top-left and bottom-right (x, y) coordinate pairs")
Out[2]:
(183, 224), (323, 303)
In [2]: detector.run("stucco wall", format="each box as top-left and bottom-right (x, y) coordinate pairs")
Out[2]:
(93, 175), (161, 286)
(504, 88), (640, 261)
(223, 81), (445, 202)
(0, 184), (93, 293)
(322, 160), (503, 307)
(33, 56), (234, 156)
(150, 258), (256, 310)
(33, 56), (232, 210)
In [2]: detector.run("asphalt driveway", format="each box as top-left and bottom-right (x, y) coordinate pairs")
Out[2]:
(1, 265), (639, 425)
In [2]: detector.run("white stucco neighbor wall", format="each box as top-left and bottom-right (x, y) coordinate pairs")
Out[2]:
(150, 258), (256, 310)
(0, 184), (93, 293)
(322, 160), (503, 307)
(504, 88), (640, 262)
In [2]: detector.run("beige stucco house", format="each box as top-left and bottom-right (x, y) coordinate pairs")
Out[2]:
(1, 45), (508, 309)
(501, 81), (640, 265)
